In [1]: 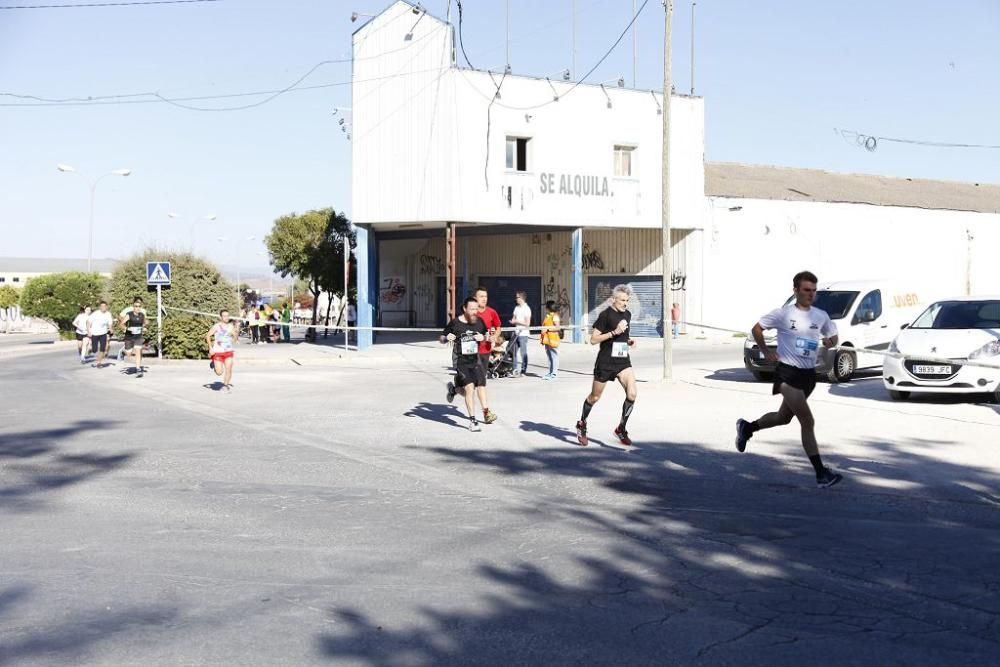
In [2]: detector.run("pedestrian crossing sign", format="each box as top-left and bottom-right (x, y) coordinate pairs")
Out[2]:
(146, 262), (171, 286)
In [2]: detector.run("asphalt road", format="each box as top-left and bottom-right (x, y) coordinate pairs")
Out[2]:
(1, 341), (998, 666)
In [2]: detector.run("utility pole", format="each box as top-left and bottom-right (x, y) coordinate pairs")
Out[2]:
(690, 1), (696, 95)
(632, 0), (638, 88)
(661, 0), (674, 381)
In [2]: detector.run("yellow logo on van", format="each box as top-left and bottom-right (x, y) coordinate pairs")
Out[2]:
(893, 293), (920, 307)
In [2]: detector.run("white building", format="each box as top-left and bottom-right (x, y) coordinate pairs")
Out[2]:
(349, 1), (1000, 347)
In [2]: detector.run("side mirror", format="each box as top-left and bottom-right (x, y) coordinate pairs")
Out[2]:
(862, 310), (876, 323)
(900, 323), (909, 330)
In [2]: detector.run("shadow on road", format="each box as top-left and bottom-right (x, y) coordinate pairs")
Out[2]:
(318, 435), (1000, 664)
(0, 420), (135, 512)
(403, 402), (469, 429)
(0, 584), (177, 663)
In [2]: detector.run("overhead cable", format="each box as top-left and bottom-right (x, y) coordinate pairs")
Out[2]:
(0, 0), (220, 8)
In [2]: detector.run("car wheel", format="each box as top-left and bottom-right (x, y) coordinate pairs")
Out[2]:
(827, 350), (856, 383)
(750, 371), (773, 382)
(888, 390), (910, 401)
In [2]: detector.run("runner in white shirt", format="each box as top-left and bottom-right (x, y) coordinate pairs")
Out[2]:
(509, 291), (531, 376)
(87, 301), (114, 368)
(72, 306), (92, 363)
(735, 271), (843, 488)
(206, 309), (238, 392)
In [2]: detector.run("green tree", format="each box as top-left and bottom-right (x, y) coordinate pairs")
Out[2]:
(19, 272), (106, 335)
(110, 249), (235, 359)
(0, 285), (19, 309)
(265, 208), (354, 325)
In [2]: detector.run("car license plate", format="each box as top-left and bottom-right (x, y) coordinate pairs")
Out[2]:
(914, 364), (952, 375)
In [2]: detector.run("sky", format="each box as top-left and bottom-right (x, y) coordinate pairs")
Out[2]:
(1, 0), (997, 271)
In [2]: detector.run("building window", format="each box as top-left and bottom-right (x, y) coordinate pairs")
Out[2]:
(11, 277), (19, 283)
(0, 277), (4, 283)
(614, 145), (635, 177)
(506, 136), (529, 172)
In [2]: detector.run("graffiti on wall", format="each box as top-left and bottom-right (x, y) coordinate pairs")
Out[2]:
(582, 244), (605, 271)
(670, 271), (687, 291)
(380, 277), (406, 304)
(544, 276), (571, 319)
(557, 244), (605, 271)
(418, 254), (445, 276)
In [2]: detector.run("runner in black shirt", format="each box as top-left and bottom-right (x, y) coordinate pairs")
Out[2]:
(576, 285), (638, 447)
(119, 296), (147, 378)
(441, 296), (491, 431)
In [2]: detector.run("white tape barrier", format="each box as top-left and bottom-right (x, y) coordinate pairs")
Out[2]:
(685, 319), (1000, 371)
(163, 305), (590, 334)
(166, 306), (1000, 371)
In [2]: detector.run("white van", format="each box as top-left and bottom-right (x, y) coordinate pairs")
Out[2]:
(744, 280), (930, 382)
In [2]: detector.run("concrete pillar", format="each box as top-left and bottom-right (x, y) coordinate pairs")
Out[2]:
(356, 225), (375, 350)
(571, 227), (584, 343)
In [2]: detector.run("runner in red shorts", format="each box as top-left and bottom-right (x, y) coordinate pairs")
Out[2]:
(206, 309), (238, 392)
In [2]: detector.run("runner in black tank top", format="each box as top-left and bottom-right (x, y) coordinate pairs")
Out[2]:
(120, 297), (147, 378)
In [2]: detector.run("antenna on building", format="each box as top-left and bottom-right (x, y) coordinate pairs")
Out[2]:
(505, 0), (511, 73)
(599, 84), (612, 108)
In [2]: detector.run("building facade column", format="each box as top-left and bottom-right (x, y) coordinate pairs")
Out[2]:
(356, 224), (376, 350)
(571, 227), (584, 343)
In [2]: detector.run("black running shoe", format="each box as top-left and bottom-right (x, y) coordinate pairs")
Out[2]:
(613, 426), (632, 447)
(136, 370), (144, 379)
(735, 418), (753, 453)
(446, 381), (456, 404)
(816, 468), (843, 488)
(468, 418), (481, 432)
(575, 420), (588, 446)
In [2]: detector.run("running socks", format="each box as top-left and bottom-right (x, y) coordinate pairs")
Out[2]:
(581, 399), (595, 422)
(620, 398), (635, 429)
(808, 454), (825, 477)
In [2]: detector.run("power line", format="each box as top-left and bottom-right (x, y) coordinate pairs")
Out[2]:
(836, 128), (1000, 152)
(0, 66), (447, 109)
(0, 27), (443, 110)
(0, 0), (220, 8)
(459, 0), (651, 112)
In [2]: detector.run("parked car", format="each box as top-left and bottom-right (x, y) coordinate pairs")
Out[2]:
(882, 296), (1000, 402)
(744, 280), (929, 383)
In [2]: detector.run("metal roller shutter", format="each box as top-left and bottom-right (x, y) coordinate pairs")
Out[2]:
(588, 275), (664, 337)
(476, 276), (543, 328)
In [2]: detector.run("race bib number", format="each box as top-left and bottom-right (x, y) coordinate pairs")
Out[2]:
(460, 340), (478, 355)
(795, 337), (818, 357)
(128, 326), (143, 335)
(611, 341), (630, 358)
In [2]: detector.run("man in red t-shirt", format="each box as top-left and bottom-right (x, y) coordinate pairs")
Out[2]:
(473, 286), (501, 424)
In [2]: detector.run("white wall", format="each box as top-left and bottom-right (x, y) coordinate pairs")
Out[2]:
(352, 2), (705, 230)
(699, 198), (1000, 335)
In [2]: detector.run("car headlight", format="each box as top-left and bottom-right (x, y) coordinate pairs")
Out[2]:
(969, 339), (1000, 360)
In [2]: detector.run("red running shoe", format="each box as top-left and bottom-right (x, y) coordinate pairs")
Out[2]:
(575, 420), (588, 446)
(613, 426), (632, 447)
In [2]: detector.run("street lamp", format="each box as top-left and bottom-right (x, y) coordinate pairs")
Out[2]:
(57, 163), (132, 272)
(168, 212), (217, 251)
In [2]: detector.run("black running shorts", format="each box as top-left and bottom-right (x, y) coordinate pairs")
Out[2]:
(593, 364), (630, 384)
(456, 361), (487, 388)
(773, 362), (817, 398)
(91, 334), (109, 352)
(124, 336), (144, 351)
(75, 332), (87, 341)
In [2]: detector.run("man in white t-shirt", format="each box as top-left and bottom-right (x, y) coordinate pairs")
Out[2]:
(87, 301), (115, 368)
(509, 291), (531, 376)
(735, 270), (843, 488)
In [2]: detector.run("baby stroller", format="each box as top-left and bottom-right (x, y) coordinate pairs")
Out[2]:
(487, 332), (517, 379)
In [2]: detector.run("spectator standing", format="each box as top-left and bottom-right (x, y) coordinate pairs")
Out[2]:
(509, 291), (531, 376)
(281, 303), (291, 342)
(540, 300), (561, 380)
(671, 302), (681, 339)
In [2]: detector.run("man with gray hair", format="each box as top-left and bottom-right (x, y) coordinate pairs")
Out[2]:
(576, 285), (638, 447)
